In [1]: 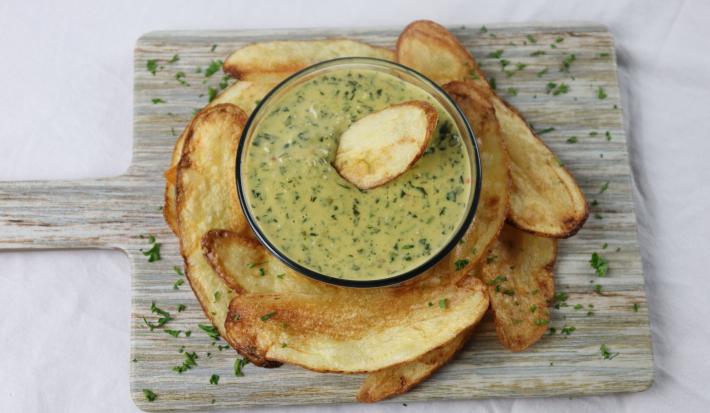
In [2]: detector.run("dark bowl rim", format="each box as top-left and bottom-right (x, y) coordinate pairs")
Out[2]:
(236, 57), (482, 288)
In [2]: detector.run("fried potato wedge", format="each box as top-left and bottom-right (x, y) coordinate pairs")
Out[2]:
(479, 224), (556, 351)
(396, 20), (588, 238)
(224, 39), (394, 80)
(396, 20), (480, 86)
(491, 100), (588, 237)
(434, 80), (510, 274)
(164, 80), (277, 234)
(175, 104), (250, 339)
(357, 328), (471, 402)
(224, 271), (488, 373)
(334, 100), (438, 189)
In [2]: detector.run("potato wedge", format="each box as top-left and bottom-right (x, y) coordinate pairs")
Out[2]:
(479, 224), (556, 351)
(357, 328), (471, 402)
(224, 39), (394, 80)
(433, 80), (510, 274)
(334, 101), (438, 189)
(175, 104), (251, 340)
(164, 80), (277, 235)
(491, 100), (588, 237)
(396, 20), (588, 237)
(224, 271), (488, 373)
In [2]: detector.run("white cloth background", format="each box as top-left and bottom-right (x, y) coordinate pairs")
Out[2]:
(1, 1), (708, 412)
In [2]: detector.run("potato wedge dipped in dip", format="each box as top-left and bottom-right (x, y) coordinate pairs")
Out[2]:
(240, 62), (476, 282)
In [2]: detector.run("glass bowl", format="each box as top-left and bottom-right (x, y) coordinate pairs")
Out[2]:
(236, 57), (481, 288)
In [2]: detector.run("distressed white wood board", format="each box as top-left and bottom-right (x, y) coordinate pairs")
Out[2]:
(0, 23), (653, 411)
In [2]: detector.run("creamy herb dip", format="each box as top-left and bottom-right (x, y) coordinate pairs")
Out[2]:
(243, 68), (471, 280)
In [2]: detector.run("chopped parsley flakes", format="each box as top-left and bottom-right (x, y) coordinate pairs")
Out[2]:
(439, 298), (447, 309)
(488, 49), (504, 59)
(553, 292), (569, 309)
(143, 301), (172, 331)
(260, 311), (277, 321)
(198, 324), (220, 341)
(234, 357), (250, 376)
(204, 60), (223, 78)
(141, 235), (161, 262)
(173, 279), (184, 290)
(143, 389), (157, 402)
(208, 86), (218, 102)
(566, 136), (578, 144)
(597, 86), (608, 100)
(600, 344), (619, 360)
(146, 59), (158, 75)
(598, 181), (610, 194)
(546, 82), (569, 96)
(173, 351), (198, 373)
(209, 374), (220, 385)
(175, 71), (188, 86)
(454, 259), (470, 270)
(151, 98), (166, 105)
(590, 252), (609, 277)
(560, 53), (576, 72)
(561, 326), (576, 336)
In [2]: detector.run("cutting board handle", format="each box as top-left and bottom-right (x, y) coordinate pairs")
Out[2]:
(0, 177), (149, 250)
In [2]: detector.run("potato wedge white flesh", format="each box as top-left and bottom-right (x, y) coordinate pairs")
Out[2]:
(175, 103), (251, 345)
(479, 224), (556, 351)
(164, 80), (277, 235)
(396, 20), (588, 237)
(433, 80), (510, 274)
(357, 328), (471, 402)
(334, 101), (438, 189)
(224, 39), (394, 79)
(224, 271), (488, 373)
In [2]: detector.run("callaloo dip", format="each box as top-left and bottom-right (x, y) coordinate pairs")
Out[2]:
(242, 66), (473, 281)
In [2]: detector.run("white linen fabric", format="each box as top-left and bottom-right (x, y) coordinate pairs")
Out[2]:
(1, 1), (708, 412)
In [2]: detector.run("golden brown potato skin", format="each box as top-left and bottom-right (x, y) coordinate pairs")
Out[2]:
(479, 225), (557, 351)
(223, 39), (394, 79)
(175, 104), (248, 344)
(164, 80), (277, 235)
(396, 20), (588, 238)
(433, 80), (511, 274)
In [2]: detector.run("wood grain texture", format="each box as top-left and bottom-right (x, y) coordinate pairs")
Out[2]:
(0, 23), (653, 411)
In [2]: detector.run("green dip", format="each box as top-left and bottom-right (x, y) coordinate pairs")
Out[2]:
(243, 68), (472, 281)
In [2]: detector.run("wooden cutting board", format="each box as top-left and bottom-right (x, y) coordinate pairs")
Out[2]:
(0, 23), (653, 411)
